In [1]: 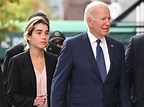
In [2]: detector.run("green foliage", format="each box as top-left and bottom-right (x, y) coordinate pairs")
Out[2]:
(0, 0), (52, 44)
(0, 0), (34, 33)
(0, 0), (34, 43)
(0, 0), (19, 7)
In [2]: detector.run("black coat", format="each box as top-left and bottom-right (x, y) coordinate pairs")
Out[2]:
(125, 34), (144, 107)
(0, 66), (7, 107)
(46, 41), (61, 56)
(3, 42), (25, 89)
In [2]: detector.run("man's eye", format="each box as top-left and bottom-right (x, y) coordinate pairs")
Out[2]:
(100, 18), (105, 20)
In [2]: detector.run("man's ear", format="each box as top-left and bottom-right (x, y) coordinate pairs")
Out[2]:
(86, 17), (93, 27)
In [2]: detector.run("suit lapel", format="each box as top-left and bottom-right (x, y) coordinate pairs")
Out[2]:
(80, 33), (116, 83)
(81, 32), (102, 81)
(104, 36), (115, 82)
(23, 50), (36, 92)
(44, 51), (56, 95)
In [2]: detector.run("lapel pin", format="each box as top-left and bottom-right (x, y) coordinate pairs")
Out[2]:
(111, 45), (114, 47)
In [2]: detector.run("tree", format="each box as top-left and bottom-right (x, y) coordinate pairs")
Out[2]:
(0, 0), (35, 43)
(0, 0), (34, 33)
(0, 0), (53, 44)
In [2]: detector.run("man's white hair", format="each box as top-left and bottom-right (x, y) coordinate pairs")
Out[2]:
(84, 1), (108, 24)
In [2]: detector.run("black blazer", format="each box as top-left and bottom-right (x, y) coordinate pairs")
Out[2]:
(7, 50), (57, 107)
(3, 41), (60, 90)
(0, 66), (7, 107)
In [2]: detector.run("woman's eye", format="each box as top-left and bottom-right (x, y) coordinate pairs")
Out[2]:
(45, 32), (49, 35)
(37, 32), (41, 35)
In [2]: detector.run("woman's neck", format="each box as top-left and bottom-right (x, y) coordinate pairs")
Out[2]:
(30, 48), (44, 60)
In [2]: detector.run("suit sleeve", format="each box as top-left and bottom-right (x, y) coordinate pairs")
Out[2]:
(119, 43), (131, 107)
(125, 37), (134, 89)
(50, 40), (72, 107)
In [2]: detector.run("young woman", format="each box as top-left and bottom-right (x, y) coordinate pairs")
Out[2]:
(7, 16), (57, 107)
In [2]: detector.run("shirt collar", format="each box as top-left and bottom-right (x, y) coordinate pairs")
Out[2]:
(87, 30), (106, 44)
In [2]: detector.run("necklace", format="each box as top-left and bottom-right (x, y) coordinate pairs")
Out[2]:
(38, 58), (43, 64)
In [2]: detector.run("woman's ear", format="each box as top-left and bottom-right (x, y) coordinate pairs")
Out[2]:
(27, 34), (31, 40)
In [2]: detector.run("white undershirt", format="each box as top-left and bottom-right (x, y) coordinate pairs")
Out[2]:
(87, 30), (110, 74)
(34, 66), (48, 107)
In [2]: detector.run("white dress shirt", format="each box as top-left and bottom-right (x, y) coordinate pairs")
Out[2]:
(87, 30), (110, 74)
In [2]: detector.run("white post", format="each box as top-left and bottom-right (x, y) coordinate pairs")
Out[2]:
(136, 2), (144, 34)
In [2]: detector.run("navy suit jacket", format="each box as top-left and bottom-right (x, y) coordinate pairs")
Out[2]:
(7, 50), (57, 107)
(51, 32), (131, 107)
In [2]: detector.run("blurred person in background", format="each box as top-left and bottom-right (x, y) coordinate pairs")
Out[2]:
(46, 30), (66, 55)
(125, 34), (144, 107)
(0, 65), (7, 107)
(49, 30), (66, 48)
(7, 16), (57, 107)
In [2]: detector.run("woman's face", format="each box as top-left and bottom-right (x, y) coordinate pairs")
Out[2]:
(28, 23), (49, 49)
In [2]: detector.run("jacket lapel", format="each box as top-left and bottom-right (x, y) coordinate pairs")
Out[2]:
(44, 52), (51, 93)
(81, 32), (102, 81)
(23, 50), (36, 92)
(104, 36), (115, 82)
(44, 51), (56, 95)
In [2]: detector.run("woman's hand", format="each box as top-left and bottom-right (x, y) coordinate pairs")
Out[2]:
(33, 94), (47, 106)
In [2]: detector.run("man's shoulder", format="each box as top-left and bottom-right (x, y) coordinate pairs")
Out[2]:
(6, 42), (24, 55)
(106, 36), (123, 46)
(46, 42), (61, 56)
(47, 42), (61, 50)
(66, 32), (87, 42)
(132, 34), (144, 41)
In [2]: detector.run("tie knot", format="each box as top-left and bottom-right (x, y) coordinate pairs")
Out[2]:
(96, 39), (101, 45)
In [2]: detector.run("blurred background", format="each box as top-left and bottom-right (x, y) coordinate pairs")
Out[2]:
(0, 0), (144, 63)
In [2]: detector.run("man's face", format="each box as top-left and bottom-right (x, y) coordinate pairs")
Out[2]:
(51, 39), (64, 48)
(87, 6), (111, 39)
